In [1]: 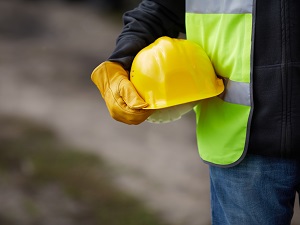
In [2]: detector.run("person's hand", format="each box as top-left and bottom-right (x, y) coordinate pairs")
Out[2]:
(91, 61), (153, 125)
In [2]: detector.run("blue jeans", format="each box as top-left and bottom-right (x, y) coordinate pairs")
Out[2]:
(209, 154), (300, 225)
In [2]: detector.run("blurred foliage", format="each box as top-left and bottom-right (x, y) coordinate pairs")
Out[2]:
(0, 116), (169, 225)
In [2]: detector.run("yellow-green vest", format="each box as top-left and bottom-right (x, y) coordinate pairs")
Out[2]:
(186, 0), (254, 166)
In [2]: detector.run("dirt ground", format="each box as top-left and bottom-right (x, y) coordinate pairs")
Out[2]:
(0, 1), (299, 225)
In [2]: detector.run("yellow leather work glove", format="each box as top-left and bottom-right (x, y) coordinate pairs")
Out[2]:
(91, 61), (154, 125)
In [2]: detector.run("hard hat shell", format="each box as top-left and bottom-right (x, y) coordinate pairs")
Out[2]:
(130, 36), (224, 109)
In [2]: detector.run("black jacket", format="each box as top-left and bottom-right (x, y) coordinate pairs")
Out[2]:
(108, 0), (300, 160)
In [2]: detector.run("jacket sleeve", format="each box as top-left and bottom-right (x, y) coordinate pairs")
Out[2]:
(107, 0), (185, 70)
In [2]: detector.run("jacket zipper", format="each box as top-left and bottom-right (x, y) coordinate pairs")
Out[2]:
(280, 0), (291, 156)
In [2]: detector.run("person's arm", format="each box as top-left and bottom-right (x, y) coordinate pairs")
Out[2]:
(91, 0), (185, 125)
(108, 0), (186, 70)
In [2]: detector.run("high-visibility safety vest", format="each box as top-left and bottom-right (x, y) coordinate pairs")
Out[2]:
(186, 0), (254, 166)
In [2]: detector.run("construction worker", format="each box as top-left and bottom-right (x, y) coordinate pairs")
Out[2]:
(91, 0), (300, 224)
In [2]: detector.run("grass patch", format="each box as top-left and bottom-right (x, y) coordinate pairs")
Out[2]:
(0, 116), (169, 225)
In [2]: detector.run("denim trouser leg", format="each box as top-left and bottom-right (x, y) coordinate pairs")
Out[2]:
(209, 154), (300, 225)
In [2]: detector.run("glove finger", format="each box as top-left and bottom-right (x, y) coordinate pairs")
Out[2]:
(105, 88), (154, 125)
(119, 79), (149, 109)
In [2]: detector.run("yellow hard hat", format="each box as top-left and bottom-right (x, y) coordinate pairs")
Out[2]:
(130, 36), (224, 110)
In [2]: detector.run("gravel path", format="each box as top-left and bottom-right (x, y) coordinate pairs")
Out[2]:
(1, 1), (299, 225)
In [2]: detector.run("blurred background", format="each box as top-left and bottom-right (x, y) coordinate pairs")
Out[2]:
(0, 0), (299, 225)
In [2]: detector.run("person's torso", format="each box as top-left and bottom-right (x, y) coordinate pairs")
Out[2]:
(249, 0), (300, 159)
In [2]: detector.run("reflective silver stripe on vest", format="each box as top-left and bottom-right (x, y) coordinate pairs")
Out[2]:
(186, 0), (253, 14)
(220, 80), (250, 106)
